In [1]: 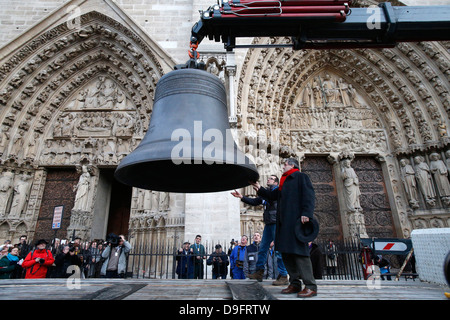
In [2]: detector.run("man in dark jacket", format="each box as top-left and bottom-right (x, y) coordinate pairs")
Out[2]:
(207, 244), (229, 279)
(252, 158), (318, 298)
(176, 241), (194, 279)
(232, 177), (288, 285)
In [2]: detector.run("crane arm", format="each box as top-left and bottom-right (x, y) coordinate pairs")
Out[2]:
(188, 1), (450, 55)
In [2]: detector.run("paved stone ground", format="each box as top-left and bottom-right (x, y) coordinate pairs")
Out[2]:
(0, 278), (448, 300)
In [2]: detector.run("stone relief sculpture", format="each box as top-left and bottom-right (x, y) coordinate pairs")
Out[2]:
(0, 126), (10, 155)
(413, 155), (436, 207)
(399, 158), (420, 209)
(340, 158), (362, 212)
(72, 165), (92, 212)
(0, 171), (14, 217)
(445, 150), (450, 172)
(429, 152), (450, 206)
(9, 173), (32, 218)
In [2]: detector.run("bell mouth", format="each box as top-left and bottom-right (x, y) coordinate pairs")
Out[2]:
(114, 160), (259, 193)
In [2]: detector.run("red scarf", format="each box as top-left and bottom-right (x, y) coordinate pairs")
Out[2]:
(279, 168), (299, 190)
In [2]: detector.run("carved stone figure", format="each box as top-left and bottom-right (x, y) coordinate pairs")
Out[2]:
(413, 155), (436, 206)
(10, 130), (24, 157)
(322, 74), (339, 104)
(0, 171), (14, 216)
(26, 132), (40, 159)
(445, 150), (450, 172)
(9, 173), (32, 218)
(340, 158), (362, 212)
(399, 158), (420, 209)
(73, 165), (91, 212)
(0, 126), (10, 155)
(429, 152), (450, 206)
(159, 192), (169, 212)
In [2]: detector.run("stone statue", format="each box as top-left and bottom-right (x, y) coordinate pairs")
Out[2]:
(322, 74), (339, 104)
(9, 173), (32, 218)
(0, 126), (10, 155)
(150, 190), (159, 212)
(413, 155), (436, 206)
(399, 158), (420, 209)
(429, 152), (450, 206)
(0, 171), (14, 216)
(73, 165), (91, 211)
(341, 158), (362, 212)
(445, 150), (450, 173)
(159, 192), (169, 212)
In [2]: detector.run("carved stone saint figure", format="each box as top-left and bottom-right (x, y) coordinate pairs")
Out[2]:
(9, 173), (32, 218)
(0, 171), (14, 216)
(399, 159), (420, 209)
(445, 150), (450, 172)
(429, 152), (450, 206)
(73, 165), (91, 212)
(322, 74), (339, 104)
(413, 155), (436, 206)
(341, 159), (362, 212)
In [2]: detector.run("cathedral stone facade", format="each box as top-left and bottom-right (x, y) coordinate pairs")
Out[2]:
(0, 0), (449, 248)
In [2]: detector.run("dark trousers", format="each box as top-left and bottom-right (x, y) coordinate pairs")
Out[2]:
(193, 262), (204, 279)
(282, 253), (317, 291)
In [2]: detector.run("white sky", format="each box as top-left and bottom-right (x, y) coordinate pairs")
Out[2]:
(402, 0), (450, 5)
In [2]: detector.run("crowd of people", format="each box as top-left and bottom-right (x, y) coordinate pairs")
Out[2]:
(4, 157), (397, 299)
(0, 233), (131, 279)
(175, 233), (290, 281)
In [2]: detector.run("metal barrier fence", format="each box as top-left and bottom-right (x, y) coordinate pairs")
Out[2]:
(124, 239), (369, 280)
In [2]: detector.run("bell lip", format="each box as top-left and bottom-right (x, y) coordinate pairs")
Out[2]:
(114, 159), (259, 193)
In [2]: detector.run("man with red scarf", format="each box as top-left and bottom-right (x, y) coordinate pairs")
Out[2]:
(251, 158), (317, 298)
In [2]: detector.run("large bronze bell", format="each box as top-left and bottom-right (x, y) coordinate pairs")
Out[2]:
(114, 68), (259, 193)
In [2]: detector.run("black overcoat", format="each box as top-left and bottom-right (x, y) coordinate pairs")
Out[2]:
(257, 171), (315, 257)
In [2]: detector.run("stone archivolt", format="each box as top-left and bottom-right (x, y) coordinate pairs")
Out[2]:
(0, 11), (170, 240)
(238, 38), (449, 156)
(237, 36), (450, 237)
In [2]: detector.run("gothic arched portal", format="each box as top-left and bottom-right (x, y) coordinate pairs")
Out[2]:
(237, 36), (450, 239)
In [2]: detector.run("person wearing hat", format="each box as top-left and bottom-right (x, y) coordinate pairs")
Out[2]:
(22, 239), (55, 279)
(252, 157), (319, 298)
(206, 244), (229, 279)
(176, 241), (194, 279)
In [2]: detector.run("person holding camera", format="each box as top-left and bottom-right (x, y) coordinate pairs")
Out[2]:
(100, 234), (131, 278)
(53, 245), (83, 278)
(207, 244), (229, 279)
(22, 239), (55, 279)
(176, 241), (194, 279)
(229, 235), (248, 279)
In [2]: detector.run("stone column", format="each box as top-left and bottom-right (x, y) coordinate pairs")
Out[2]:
(226, 51), (238, 124)
(378, 153), (413, 238)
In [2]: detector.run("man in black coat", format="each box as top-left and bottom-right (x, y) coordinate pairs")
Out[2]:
(252, 158), (318, 298)
(231, 175), (288, 285)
